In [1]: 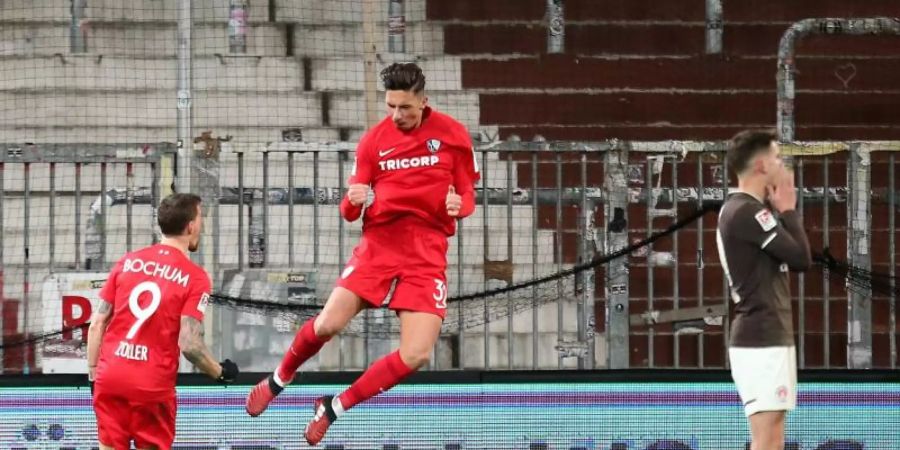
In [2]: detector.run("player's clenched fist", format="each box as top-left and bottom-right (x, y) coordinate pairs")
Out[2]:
(446, 185), (462, 217)
(347, 183), (369, 207)
(217, 359), (239, 384)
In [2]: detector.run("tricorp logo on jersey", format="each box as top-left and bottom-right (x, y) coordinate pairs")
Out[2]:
(378, 154), (440, 172)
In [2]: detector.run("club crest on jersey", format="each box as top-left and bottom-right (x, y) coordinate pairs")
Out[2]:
(197, 293), (210, 313)
(754, 209), (777, 231)
(426, 139), (442, 154)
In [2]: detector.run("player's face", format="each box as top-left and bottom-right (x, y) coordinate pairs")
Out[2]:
(762, 141), (785, 185)
(385, 90), (427, 131)
(187, 206), (202, 252)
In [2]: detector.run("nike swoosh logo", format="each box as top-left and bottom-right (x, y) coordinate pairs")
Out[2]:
(378, 148), (396, 157)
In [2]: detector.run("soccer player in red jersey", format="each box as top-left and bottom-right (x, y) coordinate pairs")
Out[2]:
(246, 62), (480, 446)
(87, 193), (239, 450)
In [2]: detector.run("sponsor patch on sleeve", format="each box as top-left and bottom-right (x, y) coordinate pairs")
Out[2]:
(754, 208), (777, 232)
(197, 292), (210, 313)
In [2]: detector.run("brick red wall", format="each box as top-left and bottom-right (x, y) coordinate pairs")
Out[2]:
(430, 0), (900, 141)
(431, 0), (900, 367)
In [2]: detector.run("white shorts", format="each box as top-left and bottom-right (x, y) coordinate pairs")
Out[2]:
(729, 345), (797, 417)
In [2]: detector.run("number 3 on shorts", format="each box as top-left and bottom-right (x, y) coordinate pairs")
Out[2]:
(433, 279), (448, 309)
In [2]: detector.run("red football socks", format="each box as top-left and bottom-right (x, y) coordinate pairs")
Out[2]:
(275, 317), (330, 384)
(337, 350), (414, 411)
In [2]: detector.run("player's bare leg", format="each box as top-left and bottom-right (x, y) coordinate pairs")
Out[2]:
(305, 310), (442, 446)
(313, 287), (368, 338)
(246, 287), (365, 416)
(396, 311), (443, 369)
(748, 411), (786, 450)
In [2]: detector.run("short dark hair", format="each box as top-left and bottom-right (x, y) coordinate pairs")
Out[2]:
(158, 193), (202, 236)
(380, 62), (426, 94)
(726, 129), (777, 175)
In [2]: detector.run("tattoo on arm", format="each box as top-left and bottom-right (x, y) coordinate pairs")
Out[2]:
(179, 316), (207, 364)
(98, 301), (112, 314)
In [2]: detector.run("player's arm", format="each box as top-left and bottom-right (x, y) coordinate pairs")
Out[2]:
(775, 209), (812, 269)
(179, 274), (239, 383)
(340, 133), (376, 221)
(87, 259), (123, 381)
(736, 202), (812, 271)
(763, 169), (812, 270)
(178, 316), (224, 379)
(447, 144), (480, 218)
(86, 300), (113, 381)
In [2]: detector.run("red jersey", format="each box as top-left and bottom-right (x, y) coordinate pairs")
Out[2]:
(343, 107), (480, 235)
(94, 244), (211, 401)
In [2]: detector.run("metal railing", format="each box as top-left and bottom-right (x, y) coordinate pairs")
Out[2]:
(1, 140), (897, 373)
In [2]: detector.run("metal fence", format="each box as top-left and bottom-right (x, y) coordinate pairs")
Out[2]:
(1, 140), (897, 373)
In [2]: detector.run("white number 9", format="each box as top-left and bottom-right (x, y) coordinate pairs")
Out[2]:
(126, 281), (162, 339)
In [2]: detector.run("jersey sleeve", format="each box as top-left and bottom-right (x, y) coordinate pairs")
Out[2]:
(349, 130), (377, 185)
(453, 126), (480, 184)
(181, 269), (212, 322)
(734, 202), (812, 271)
(341, 130), (378, 221)
(98, 258), (125, 304)
(453, 150), (477, 218)
(449, 125), (479, 218)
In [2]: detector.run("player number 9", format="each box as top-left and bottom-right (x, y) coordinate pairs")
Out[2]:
(126, 281), (162, 339)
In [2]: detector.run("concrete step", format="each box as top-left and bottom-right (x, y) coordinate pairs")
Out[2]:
(84, 0), (271, 23)
(0, 0), (427, 24)
(329, 91), (479, 130)
(0, 126), (354, 144)
(292, 22), (442, 57)
(0, 23), (69, 55)
(311, 56), (462, 91)
(276, 0), (427, 24)
(97, 23), (288, 57)
(0, 21), (443, 57)
(0, 0), (72, 22)
(0, 91), (322, 128)
(2, 54), (464, 97)
(1, 90), (477, 132)
(0, 0), (268, 23)
(0, 23), (288, 57)
(2, 56), (304, 91)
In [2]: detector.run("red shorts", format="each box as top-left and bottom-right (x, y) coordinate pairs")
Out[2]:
(93, 391), (177, 450)
(337, 218), (450, 318)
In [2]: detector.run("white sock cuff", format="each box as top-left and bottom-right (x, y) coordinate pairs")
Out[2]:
(272, 371), (287, 387)
(332, 397), (345, 417)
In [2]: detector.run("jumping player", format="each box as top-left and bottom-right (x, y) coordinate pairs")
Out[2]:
(87, 193), (239, 450)
(246, 62), (480, 446)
